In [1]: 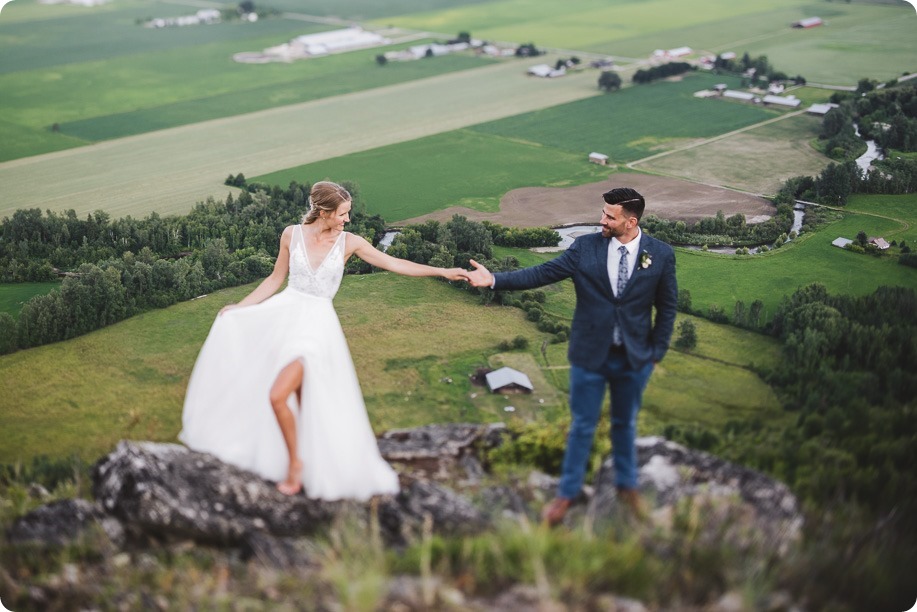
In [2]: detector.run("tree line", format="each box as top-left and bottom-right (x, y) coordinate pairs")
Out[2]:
(0, 182), (386, 283)
(821, 81), (917, 160)
(712, 51), (806, 87)
(0, 182), (565, 354)
(773, 155), (917, 209)
(639, 206), (795, 248)
(632, 61), (694, 84)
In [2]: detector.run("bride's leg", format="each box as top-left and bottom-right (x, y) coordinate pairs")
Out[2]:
(269, 360), (305, 495)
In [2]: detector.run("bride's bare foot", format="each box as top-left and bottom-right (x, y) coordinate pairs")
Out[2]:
(277, 459), (303, 496)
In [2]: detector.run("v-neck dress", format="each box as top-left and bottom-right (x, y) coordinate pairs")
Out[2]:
(179, 225), (399, 501)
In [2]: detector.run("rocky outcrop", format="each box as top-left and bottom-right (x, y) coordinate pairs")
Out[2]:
(7, 498), (124, 549)
(8, 426), (803, 564)
(377, 422), (506, 482)
(589, 436), (803, 556)
(92, 441), (337, 544)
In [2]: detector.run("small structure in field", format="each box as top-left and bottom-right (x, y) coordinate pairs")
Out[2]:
(832, 237), (853, 249)
(486, 367), (534, 394)
(792, 17), (823, 29)
(589, 152), (609, 165)
(528, 64), (565, 78)
(808, 103), (839, 115)
(869, 237), (890, 250)
(723, 90), (755, 102)
(762, 94), (801, 108)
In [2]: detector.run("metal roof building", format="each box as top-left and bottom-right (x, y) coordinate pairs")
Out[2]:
(485, 367), (534, 393)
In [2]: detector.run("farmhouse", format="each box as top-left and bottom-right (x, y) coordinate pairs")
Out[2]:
(767, 83), (785, 94)
(147, 9), (223, 28)
(870, 237), (890, 250)
(528, 64), (565, 78)
(589, 152), (609, 165)
(793, 17), (823, 29)
(832, 237), (853, 249)
(485, 367), (534, 394)
(652, 47), (692, 61)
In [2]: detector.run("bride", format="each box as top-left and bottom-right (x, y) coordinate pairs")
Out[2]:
(179, 181), (469, 499)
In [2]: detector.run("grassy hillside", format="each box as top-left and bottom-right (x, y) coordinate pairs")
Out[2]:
(0, 264), (784, 465)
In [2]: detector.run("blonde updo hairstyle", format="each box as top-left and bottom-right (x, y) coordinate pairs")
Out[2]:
(302, 181), (352, 225)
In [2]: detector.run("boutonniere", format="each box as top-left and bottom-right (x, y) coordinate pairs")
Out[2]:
(640, 251), (652, 269)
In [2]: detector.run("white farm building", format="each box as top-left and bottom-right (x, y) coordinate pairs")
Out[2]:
(292, 27), (389, 56)
(723, 90), (755, 101)
(528, 64), (565, 78)
(236, 27), (390, 63)
(762, 94), (801, 108)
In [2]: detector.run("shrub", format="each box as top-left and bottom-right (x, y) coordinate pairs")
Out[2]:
(674, 319), (697, 350)
(511, 336), (529, 350)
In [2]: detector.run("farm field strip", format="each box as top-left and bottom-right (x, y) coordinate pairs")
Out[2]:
(0, 59), (602, 220)
(627, 109), (808, 171)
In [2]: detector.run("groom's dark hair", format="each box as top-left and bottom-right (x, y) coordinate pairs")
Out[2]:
(602, 187), (645, 221)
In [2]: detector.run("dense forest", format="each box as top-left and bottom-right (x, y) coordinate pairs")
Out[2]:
(0, 182), (559, 354)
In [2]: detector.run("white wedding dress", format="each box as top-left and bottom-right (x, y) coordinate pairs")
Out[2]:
(179, 225), (400, 501)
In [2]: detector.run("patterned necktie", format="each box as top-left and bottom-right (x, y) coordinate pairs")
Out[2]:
(614, 245), (629, 345)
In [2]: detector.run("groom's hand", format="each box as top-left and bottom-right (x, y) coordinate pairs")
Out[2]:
(467, 259), (494, 288)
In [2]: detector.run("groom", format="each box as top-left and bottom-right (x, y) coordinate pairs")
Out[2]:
(467, 187), (677, 525)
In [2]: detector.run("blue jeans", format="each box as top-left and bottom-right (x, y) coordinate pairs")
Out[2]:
(557, 352), (655, 498)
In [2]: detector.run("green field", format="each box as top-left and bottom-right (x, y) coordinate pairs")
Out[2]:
(676, 194), (917, 322)
(377, 0), (917, 84)
(0, 21), (495, 159)
(56, 50), (493, 144)
(0, 282), (60, 317)
(375, 0), (807, 53)
(468, 72), (778, 163)
(253, 128), (613, 221)
(254, 72), (781, 221)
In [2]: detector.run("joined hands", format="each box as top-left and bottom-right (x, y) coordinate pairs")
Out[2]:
(465, 259), (494, 288)
(441, 261), (493, 287)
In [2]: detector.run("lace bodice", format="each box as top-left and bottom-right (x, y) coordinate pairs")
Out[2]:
(287, 225), (345, 299)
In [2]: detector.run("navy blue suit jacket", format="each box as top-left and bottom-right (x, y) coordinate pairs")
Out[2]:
(493, 232), (677, 371)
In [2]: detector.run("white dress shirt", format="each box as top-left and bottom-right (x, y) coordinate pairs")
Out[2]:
(608, 228), (642, 296)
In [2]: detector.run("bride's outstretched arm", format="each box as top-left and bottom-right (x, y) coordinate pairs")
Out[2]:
(347, 234), (469, 281)
(219, 227), (293, 315)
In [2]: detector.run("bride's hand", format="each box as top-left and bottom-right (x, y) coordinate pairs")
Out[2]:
(219, 304), (241, 316)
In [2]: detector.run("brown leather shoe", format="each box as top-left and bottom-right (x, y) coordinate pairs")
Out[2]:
(616, 488), (647, 521)
(541, 497), (572, 527)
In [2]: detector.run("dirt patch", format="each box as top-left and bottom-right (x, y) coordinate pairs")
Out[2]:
(400, 173), (775, 227)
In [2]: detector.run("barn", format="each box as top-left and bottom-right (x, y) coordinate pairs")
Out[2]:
(485, 367), (534, 394)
